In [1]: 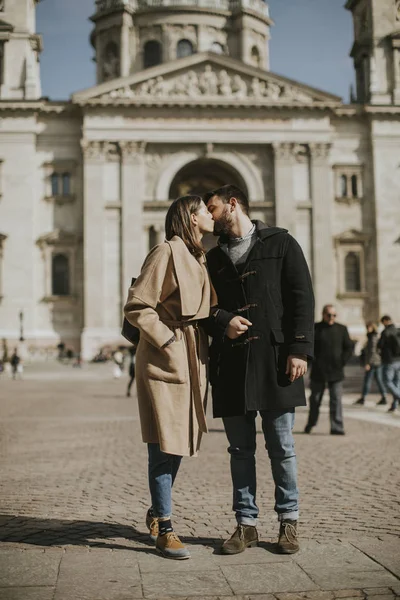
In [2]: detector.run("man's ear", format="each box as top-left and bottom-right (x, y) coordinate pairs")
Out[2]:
(229, 197), (238, 212)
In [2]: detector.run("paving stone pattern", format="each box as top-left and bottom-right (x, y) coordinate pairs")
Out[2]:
(0, 362), (399, 599)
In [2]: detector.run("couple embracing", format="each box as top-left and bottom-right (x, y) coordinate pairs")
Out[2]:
(124, 184), (315, 560)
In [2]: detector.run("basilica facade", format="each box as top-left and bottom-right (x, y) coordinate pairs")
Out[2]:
(0, 0), (400, 359)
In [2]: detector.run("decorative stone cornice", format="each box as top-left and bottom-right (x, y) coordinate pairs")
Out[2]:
(36, 229), (79, 249)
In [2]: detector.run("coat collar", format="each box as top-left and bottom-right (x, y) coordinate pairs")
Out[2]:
(217, 220), (287, 246)
(166, 236), (205, 318)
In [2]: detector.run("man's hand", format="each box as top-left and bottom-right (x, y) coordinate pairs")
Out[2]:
(365, 364), (371, 372)
(286, 354), (308, 382)
(226, 316), (252, 340)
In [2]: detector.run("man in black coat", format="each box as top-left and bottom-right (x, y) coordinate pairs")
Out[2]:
(204, 184), (314, 556)
(378, 315), (400, 412)
(304, 305), (353, 435)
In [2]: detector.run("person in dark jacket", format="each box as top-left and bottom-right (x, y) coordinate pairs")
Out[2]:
(204, 184), (314, 556)
(304, 305), (353, 435)
(354, 322), (387, 406)
(378, 315), (400, 412)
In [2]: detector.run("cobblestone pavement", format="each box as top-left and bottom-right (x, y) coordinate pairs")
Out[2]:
(0, 361), (399, 600)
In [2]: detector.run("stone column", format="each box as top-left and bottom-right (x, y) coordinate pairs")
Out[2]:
(120, 141), (146, 307)
(273, 143), (296, 233)
(80, 141), (106, 359)
(310, 142), (335, 317)
(120, 12), (131, 78)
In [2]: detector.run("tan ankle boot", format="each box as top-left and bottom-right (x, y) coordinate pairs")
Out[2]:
(156, 531), (190, 560)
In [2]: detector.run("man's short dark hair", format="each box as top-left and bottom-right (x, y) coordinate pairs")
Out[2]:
(381, 315), (392, 323)
(204, 184), (249, 216)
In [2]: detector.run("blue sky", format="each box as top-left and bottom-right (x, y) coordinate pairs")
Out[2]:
(36, 0), (354, 102)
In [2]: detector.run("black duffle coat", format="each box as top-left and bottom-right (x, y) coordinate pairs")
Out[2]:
(205, 221), (315, 418)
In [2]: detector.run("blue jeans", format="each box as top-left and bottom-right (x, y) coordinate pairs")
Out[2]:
(361, 365), (387, 399)
(382, 361), (400, 408)
(148, 443), (182, 518)
(222, 409), (298, 525)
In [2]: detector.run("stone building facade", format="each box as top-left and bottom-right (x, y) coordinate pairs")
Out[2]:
(0, 0), (399, 359)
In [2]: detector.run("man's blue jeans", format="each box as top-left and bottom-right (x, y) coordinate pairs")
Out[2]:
(222, 409), (298, 526)
(148, 443), (182, 518)
(382, 361), (400, 408)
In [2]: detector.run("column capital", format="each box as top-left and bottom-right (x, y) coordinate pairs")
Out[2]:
(309, 142), (332, 164)
(120, 141), (147, 164)
(272, 142), (296, 162)
(80, 140), (105, 162)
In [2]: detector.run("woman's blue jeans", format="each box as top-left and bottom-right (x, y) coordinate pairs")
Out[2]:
(361, 365), (387, 399)
(222, 409), (299, 525)
(148, 443), (182, 518)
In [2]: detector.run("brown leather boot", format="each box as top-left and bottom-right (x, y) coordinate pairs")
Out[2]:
(145, 509), (159, 542)
(277, 519), (299, 554)
(221, 524), (258, 555)
(156, 532), (190, 560)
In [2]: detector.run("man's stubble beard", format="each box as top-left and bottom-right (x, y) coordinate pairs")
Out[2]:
(213, 205), (234, 236)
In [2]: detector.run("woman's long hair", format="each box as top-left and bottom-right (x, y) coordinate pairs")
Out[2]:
(165, 195), (204, 258)
(366, 321), (378, 334)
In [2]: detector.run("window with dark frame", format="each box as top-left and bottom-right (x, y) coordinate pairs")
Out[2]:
(344, 252), (361, 293)
(177, 39), (194, 59)
(62, 173), (71, 196)
(144, 40), (162, 69)
(52, 254), (70, 296)
(51, 173), (59, 196)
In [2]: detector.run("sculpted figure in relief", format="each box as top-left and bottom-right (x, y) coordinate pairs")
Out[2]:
(219, 70), (232, 96)
(250, 77), (265, 98)
(264, 81), (282, 101)
(185, 71), (201, 97)
(232, 75), (247, 99)
(199, 65), (219, 95)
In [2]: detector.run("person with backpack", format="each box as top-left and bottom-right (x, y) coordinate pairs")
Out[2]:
(378, 315), (400, 412)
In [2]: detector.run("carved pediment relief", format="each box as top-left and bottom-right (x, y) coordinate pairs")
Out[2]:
(73, 53), (341, 108)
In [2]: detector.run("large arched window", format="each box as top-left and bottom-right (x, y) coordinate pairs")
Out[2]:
(345, 252), (361, 292)
(52, 254), (70, 296)
(144, 40), (162, 69)
(177, 39), (194, 59)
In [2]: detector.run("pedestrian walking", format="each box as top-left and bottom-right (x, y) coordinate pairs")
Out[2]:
(124, 195), (217, 560)
(305, 305), (353, 436)
(126, 345), (136, 397)
(378, 315), (400, 412)
(204, 184), (315, 555)
(10, 349), (22, 380)
(354, 322), (387, 406)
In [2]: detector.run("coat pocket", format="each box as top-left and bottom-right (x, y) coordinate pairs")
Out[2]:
(145, 338), (188, 384)
(271, 329), (285, 370)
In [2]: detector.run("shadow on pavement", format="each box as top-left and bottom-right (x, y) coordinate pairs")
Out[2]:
(0, 514), (221, 552)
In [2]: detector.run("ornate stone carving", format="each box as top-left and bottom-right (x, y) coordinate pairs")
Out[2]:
(100, 65), (318, 104)
(81, 140), (104, 161)
(309, 143), (331, 163)
(293, 144), (309, 164)
(120, 141), (147, 163)
(272, 143), (295, 161)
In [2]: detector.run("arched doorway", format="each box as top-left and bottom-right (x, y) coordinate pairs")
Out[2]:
(168, 158), (247, 200)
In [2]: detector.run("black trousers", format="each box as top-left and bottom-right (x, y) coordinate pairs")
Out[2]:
(306, 380), (344, 433)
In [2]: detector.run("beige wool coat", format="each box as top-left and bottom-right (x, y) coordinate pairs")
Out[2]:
(124, 236), (217, 457)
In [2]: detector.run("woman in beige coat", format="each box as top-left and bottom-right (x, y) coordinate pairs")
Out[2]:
(124, 195), (216, 560)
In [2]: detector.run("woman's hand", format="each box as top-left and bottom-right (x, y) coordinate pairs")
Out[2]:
(226, 316), (252, 339)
